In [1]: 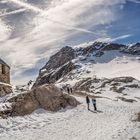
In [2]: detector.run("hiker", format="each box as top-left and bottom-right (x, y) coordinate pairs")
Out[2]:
(92, 98), (97, 111)
(67, 87), (70, 94)
(86, 96), (90, 110)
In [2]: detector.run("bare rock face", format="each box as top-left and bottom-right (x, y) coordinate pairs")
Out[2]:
(80, 42), (140, 56)
(74, 77), (140, 94)
(42, 46), (76, 71)
(82, 42), (125, 55)
(34, 46), (76, 87)
(2, 85), (79, 117)
(34, 61), (76, 86)
(121, 43), (140, 55)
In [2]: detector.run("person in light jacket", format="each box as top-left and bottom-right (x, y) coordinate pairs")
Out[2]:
(92, 98), (97, 111)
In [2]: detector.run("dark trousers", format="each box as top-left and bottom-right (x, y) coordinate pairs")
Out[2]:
(87, 103), (90, 110)
(93, 104), (97, 111)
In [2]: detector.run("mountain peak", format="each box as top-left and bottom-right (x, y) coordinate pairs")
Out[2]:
(34, 41), (140, 87)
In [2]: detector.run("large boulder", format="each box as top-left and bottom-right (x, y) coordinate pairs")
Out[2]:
(34, 85), (79, 111)
(2, 85), (79, 117)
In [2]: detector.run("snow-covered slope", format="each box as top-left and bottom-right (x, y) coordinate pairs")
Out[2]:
(0, 96), (139, 140)
(55, 42), (140, 87)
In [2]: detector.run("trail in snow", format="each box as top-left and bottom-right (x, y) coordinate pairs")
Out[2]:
(0, 96), (139, 140)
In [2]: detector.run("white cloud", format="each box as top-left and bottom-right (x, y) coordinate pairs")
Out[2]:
(0, 19), (11, 41)
(0, 0), (126, 85)
(0, 8), (26, 17)
(96, 34), (132, 42)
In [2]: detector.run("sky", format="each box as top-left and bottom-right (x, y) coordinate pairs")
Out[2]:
(0, 0), (140, 85)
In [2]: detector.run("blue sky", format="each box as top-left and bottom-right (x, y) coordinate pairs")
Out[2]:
(0, 0), (140, 85)
(108, 0), (140, 44)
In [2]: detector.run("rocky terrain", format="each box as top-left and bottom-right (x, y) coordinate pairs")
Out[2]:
(33, 42), (140, 88)
(1, 41), (139, 118)
(74, 76), (140, 94)
(33, 46), (77, 87)
(0, 84), (79, 118)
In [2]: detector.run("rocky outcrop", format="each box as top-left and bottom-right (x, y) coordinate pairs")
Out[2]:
(103, 43), (125, 51)
(80, 42), (140, 56)
(74, 77), (140, 94)
(0, 85), (79, 117)
(34, 61), (77, 87)
(120, 43), (140, 55)
(34, 46), (76, 87)
(82, 42), (125, 55)
(41, 46), (75, 73)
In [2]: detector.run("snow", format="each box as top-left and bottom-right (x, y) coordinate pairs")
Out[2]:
(73, 41), (94, 49)
(84, 50), (140, 80)
(47, 48), (140, 140)
(0, 44), (140, 139)
(0, 82), (12, 87)
(0, 94), (139, 140)
(56, 50), (140, 87)
(0, 102), (12, 111)
(0, 75), (140, 139)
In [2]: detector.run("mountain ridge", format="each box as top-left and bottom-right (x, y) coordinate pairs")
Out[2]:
(33, 41), (140, 87)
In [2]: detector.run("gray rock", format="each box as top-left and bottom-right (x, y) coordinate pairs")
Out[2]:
(34, 61), (76, 87)
(74, 77), (140, 94)
(1, 85), (79, 117)
(33, 46), (76, 87)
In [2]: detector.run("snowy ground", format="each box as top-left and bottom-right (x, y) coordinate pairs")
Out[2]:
(0, 95), (139, 140)
(0, 48), (140, 140)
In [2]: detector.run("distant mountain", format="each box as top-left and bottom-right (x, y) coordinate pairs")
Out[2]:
(33, 42), (140, 87)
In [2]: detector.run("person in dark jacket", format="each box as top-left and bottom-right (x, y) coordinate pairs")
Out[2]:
(67, 87), (70, 94)
(92, 98), (97, 111)
(86, 96), (90, 110)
